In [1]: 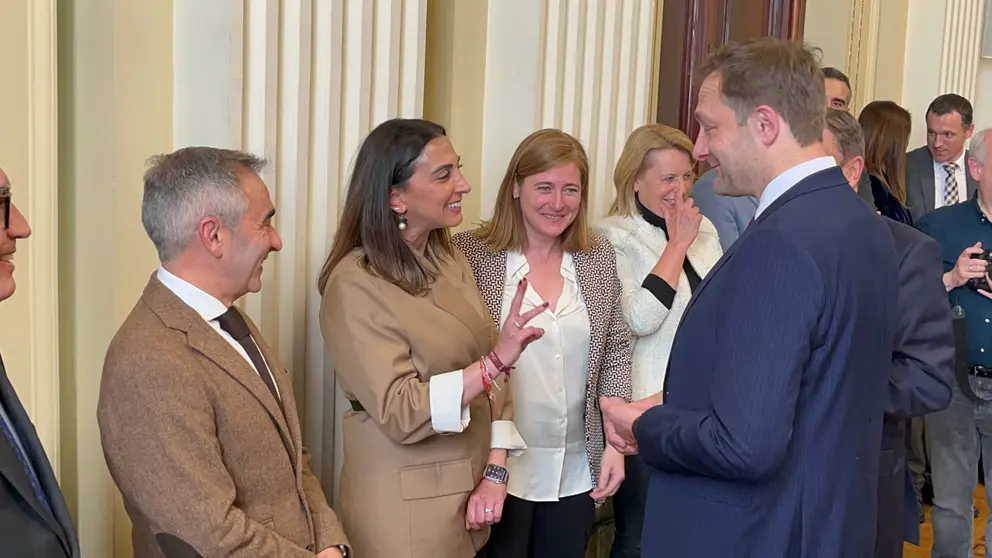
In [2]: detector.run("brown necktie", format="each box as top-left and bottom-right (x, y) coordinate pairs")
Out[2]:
(216, 307), (282, 408)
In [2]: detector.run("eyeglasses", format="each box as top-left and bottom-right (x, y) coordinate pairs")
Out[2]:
(0, 185), (10, 229)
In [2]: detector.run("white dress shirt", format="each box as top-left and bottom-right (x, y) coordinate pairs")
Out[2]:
(754, 157), (838, 219)
(500, 251), (593, 501)
(933, 150), (968, 209)
(157, 267), (279, 398)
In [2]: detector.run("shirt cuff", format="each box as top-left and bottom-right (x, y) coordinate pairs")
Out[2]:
(642, 274), (676, 309)
(490, 420), (527, 457)
(429, 371), (471, 433)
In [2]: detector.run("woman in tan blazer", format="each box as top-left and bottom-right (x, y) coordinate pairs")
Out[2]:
(452, 129), (632, 558)
(317, 119), (544, 558)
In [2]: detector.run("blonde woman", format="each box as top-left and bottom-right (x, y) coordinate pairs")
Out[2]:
(453, 129), (632, 558)
(593, 123), (723, 558)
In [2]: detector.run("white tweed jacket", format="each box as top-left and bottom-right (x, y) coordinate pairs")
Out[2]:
(593, 214), (723, 400)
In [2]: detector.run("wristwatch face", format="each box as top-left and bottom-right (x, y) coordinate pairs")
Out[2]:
(484, 464), (508, 484)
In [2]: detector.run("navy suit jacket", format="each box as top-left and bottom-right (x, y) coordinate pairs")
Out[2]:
(875, 218), (953, 555)
(0, 355), (79, 557)
(634, 167), (899, 558)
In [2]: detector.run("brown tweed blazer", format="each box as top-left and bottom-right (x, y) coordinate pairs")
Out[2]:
(98, 274), (348, 557)
(452, 231), (633, 504)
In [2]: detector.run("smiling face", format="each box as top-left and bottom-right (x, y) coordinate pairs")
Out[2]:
(634, 148), (694, 216)
(0, 168), (31, 302)
(693, 73), (760, 197)
(514, 162), (582, 245)
(390, 136), (469, 243)
(221, 170), (282, 297)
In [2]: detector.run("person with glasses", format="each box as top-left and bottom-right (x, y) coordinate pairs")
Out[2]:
(0, 167), (80, 557)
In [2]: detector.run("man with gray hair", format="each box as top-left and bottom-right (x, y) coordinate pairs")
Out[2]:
(917, 128), (992, 558)
(97, 147), (350, 557)
(824, 108), (955, 558)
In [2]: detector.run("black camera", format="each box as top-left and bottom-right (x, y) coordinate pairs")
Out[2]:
(967, 249), (992, 291)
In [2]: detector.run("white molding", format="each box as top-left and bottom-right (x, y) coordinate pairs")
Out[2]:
(26, 0), (60, 476)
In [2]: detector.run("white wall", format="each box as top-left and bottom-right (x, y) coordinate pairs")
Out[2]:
(172, 0), (428, 505)
(901, 0), (986, 148)
(804, 0), (854, 71)
(974, 58), (992, 133)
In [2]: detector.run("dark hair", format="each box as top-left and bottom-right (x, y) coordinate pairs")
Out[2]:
(822, 67), (851, 89)
(316, 118), (451, 296)
(698, 37), (826, 146)
(859, 100), (912, 205)
(927, 93), (974, 128)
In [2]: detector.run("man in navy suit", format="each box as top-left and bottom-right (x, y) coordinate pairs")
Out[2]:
(0, 165), (80, 557)
(601, 38), (899, 557)
(823, 108), (955, 557)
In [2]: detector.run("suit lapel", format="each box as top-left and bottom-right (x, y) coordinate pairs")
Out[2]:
(916, 153), (936, 212)
(0, 359), (69, 549)
(429, 270), (493, 356)
(143, 276), (295, 464)
(249, 327), (303, 470)
(186, 321), (295, 456)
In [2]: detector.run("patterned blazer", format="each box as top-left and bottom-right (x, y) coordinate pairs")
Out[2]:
(452, 230), (633, 503)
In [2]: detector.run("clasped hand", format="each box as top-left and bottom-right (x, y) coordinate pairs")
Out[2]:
(600, 393), (663, 455)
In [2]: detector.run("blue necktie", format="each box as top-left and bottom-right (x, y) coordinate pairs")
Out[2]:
(0, 411), (51, 514)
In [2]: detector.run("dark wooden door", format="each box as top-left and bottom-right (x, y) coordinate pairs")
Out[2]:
(655, 0), (806, 143)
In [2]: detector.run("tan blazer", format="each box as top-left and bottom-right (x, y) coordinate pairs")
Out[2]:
(452, 231), (633, 505)
(320, 248), (505, 558)
(98, 275), (348, 557)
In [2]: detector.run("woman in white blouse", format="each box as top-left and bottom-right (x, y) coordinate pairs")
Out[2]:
(593, 123), (723, 558)
(453, 129), (632, 558)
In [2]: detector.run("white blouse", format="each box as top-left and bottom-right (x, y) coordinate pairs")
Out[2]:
(501, 250), (593, 501)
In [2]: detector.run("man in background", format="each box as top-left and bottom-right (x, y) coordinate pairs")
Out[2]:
(602, 39), (899, 557)
(917, 128), (992, 558)
(824, 108), (955, 557)
(0, 166), (80, 557)
(692, 65), (865, 250)
(98, 147), (349, 557)
(905, 94), (977, 222)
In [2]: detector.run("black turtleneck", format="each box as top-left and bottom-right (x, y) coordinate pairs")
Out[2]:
(637, 195), (703, 309)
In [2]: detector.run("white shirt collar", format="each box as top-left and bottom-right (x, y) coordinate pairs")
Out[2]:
(753, 156), (837, 219)
(933, 150), (967, 172)
(156, 266), (229, 322)
(505, 250), (576, 282)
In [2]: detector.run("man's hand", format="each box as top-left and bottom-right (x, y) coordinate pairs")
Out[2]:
(600, 394), (662, 455)
(316, 546), (345, 558)
(465, 479), (507, 531)
(946, 242), (986, 291)
(590, 443), (625, 499)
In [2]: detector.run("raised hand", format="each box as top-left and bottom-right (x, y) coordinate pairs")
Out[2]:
(948, 242), (987, 290)
(666, 190), (703, 248)
(491, 277), (546, 367)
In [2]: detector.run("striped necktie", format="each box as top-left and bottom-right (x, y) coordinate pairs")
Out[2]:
(943, 163), (959, 206)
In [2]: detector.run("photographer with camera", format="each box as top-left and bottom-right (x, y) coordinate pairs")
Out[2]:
(917, 127), (992, 557)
